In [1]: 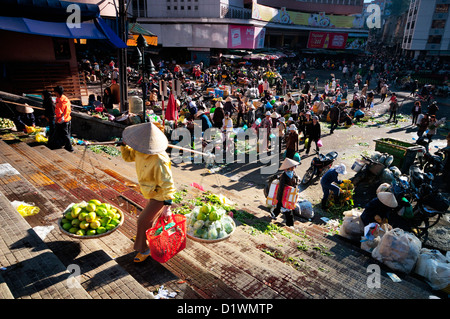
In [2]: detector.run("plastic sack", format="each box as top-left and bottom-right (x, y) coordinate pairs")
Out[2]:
(317, 139), (323, 148)
(11, 200), (40, 217)
(282, 186), (298, 210)
(338, 209), (365, 240)
(266, 179), (279, 207)
(371, 228), (422, 274)
(304, 138), (309, 149)
(35, 133), (48, 143)
(414, 248), (450, 290)
(380, 168), (395, 183)
(295, 199), (314, 219)
(360, 223), (392, 253)
(146, 214), (186, 263)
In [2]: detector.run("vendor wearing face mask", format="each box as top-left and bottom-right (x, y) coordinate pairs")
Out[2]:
(270, 158), (300, 227)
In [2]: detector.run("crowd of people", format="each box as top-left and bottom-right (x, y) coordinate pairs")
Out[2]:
(68, 51), (448, 233)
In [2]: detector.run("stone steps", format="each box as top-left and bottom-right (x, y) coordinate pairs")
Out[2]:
(0, 138), (437, 299)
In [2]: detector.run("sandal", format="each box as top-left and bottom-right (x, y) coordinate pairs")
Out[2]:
(134, 250), (150, 263)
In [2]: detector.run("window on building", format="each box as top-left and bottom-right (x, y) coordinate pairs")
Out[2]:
(167, 6), (171, 10)
(427, 35), (442, 44)
(131, 0), (147, 17)
(174, 6), (177, 10)
(431, 20), (446, 29)
(435, 4), (449, 13)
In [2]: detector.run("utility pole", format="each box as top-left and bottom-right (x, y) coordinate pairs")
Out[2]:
(118, 0), (128, 112)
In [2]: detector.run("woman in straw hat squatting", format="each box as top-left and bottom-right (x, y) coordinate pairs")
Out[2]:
(120, 122), (176, 263)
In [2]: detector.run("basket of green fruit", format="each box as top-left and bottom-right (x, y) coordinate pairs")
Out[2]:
(185, 204), (236, 243)
(58, 199), (124, 239)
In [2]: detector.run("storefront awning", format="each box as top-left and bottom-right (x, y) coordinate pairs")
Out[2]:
(1, 0), (100, 22)
(0, 16), (127, 48)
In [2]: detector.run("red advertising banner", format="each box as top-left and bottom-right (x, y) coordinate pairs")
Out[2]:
(307, 32), (348, 49)
(228, 25), (265, 49)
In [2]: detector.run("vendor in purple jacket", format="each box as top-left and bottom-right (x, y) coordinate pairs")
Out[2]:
(320, 163), (346, 209)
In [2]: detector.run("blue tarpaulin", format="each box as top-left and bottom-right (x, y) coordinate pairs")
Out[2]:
(0, 16), (127, 48)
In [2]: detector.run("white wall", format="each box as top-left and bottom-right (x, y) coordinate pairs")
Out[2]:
(141, 23), (228, 48)
(410, 0), (434, 50)
(146, 0), (223, 18)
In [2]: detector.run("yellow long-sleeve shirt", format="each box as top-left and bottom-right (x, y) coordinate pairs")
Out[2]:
(121, 145), (176, 201)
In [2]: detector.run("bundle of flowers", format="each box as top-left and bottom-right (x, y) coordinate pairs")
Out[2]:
(326, 180), (355, 216)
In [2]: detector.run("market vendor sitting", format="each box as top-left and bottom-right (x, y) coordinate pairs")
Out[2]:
(14, 103), (35, 132)
(270, 158), (300, 227)
(320, 163), (346, 209)
(360, 191), (398, 226)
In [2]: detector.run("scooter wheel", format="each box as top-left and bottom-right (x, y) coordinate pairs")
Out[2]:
(301, 167), (315, 185)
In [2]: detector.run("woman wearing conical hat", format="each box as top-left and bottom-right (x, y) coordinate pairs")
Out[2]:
(121, 122), (176, 262)
(360, 191), (398, 227)
(14, 103), (35, 133)
(270, 158), (300, 227)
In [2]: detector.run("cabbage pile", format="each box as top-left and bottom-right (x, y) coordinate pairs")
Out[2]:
(186, 204), (235, 240)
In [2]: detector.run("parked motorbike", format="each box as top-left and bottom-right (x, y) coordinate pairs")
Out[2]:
(414, 136), (449, 177)
(422, 146), (449, 177)
(301, 150), (338, 185)
(350, 154), (385, 186)
(389, 166), (449, 237)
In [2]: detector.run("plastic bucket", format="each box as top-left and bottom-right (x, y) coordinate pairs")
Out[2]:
(351, 159), (364, 172)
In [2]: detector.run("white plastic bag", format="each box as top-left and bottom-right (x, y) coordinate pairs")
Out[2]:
(371, 228), (422, 274)
(338, 209), (365, 240)
(295, 199), (314, 219)
(414, 248), (450, 290)
(360, 223), (392, 253)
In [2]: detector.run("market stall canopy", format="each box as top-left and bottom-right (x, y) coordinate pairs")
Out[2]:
(127, 22), (157, 46)
(0, 16), (127, 48)
(1, 0), (100, 22)
(0, 0), (126, 48)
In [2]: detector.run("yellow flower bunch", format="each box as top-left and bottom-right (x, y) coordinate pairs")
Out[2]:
(326, 180), (355, 216)
(339, 180), (354, 191)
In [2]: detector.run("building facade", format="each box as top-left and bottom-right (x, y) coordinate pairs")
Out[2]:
(130, 0), (369, 64)
(402, 0), (450, 58)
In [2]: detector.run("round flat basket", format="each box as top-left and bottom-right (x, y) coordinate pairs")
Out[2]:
(58, 205), (124, 239)
(186, 219), (236, 243)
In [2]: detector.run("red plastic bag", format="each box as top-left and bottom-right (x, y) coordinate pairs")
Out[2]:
(146, 214), (186, 263)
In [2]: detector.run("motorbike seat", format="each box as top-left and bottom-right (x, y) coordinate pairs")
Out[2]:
(325, 151), (338, 161)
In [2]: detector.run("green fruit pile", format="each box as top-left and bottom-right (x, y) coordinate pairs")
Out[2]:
(186, 204), (235, 240)
(60, 199), (122, 237)
(0, 118), (15, 129)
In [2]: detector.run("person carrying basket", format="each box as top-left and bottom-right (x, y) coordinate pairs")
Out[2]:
(120, 122), (176, 262)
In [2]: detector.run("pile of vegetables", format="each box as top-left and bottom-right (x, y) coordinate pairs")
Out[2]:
(87, 144), (121, 157)
(185, 204), (235, 241)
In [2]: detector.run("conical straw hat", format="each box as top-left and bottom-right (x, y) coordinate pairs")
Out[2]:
(122, 122), (168, 155)
(279, 158), (300, 170)
(377, 192), (398, 208)
(16, 103), (34, 114)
